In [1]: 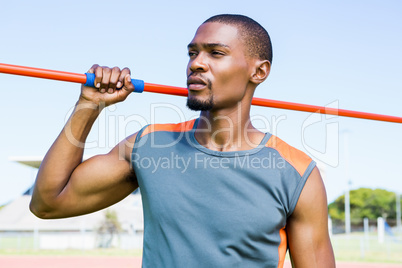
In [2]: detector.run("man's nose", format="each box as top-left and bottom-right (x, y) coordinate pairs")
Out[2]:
(189, 53), (208, 72)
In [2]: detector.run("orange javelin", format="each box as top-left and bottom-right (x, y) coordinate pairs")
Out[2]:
(0, 62), (401, 124)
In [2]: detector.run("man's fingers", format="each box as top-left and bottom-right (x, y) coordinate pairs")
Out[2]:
(95, 66), (103, 89)
(117, 67), (131, 89)
(123, 74), (135, 92)
(82, 64), (135, 106)
(109, 67), (121, 93)
(85, 65), (134, 98)
(114, 74), (135, 103)
(87, 64), (99, 74)
(100, 67), (112, 93)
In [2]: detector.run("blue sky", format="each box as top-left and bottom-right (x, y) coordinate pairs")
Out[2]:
(0, 0), (401, 206)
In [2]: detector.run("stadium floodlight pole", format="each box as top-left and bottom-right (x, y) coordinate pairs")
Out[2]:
(0, 62), (401, 124)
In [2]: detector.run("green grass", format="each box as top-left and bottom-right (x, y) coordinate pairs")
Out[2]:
(1, 232), (402, 263)
(331, 233), (402, 264)
(0, 236), (34, 251)
(0, 235), (142, 256)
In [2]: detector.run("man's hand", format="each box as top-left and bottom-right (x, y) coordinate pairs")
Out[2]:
(80, 64), (135, 107)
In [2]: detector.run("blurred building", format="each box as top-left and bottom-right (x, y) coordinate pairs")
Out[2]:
(0, 157), (144, 250)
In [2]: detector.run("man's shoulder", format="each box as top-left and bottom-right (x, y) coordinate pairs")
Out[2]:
(138, 119), (197, 138)
(264, 134), (313, 177)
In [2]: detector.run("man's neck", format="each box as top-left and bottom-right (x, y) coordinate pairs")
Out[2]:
(194, 102), (265, 152)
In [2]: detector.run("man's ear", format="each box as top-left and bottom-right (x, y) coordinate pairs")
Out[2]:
(250, 60), (271, 84)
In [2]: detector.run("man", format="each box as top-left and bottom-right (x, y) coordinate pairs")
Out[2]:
(30, 14), (335, 267)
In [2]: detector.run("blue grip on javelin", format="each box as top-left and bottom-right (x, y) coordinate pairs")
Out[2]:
(84, 73), (95, 87)
(84, 73), (144, 93)
(132, 78), (144, 93)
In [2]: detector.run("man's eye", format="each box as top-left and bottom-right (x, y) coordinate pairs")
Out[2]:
(188, 51), (197, 57)
(211, 51), (224, 56)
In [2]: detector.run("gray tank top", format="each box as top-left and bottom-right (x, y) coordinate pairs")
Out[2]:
(132, 118), (315, 268)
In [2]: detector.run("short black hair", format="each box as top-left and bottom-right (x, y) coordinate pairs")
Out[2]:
(204, 14), (273, 63)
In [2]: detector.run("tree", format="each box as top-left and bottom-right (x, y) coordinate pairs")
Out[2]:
(328, 188), (401, 225)
(96, 209), (122, 248)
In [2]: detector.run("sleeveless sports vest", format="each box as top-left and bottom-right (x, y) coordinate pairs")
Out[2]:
(132, 119), (315, 268)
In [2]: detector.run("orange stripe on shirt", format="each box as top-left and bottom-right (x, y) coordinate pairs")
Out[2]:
(265, 135), (312, 177)
(277, 226), (287, 268)
(140, 119), (197, 138)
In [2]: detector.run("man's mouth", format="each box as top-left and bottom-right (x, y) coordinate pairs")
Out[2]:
(187, 76), (207, 91)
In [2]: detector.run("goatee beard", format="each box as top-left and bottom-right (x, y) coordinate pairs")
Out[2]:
(186, 74), (214, 111)
(186, 95), (214, 111)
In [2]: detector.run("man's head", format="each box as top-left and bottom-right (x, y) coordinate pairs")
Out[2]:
(186, 14), (272, 112)
(203, 14), (273, 63)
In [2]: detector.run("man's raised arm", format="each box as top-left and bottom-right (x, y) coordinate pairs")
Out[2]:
(30, 65), (138, 219)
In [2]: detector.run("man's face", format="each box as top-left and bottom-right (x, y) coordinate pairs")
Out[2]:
(186, 22), (251, 111)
